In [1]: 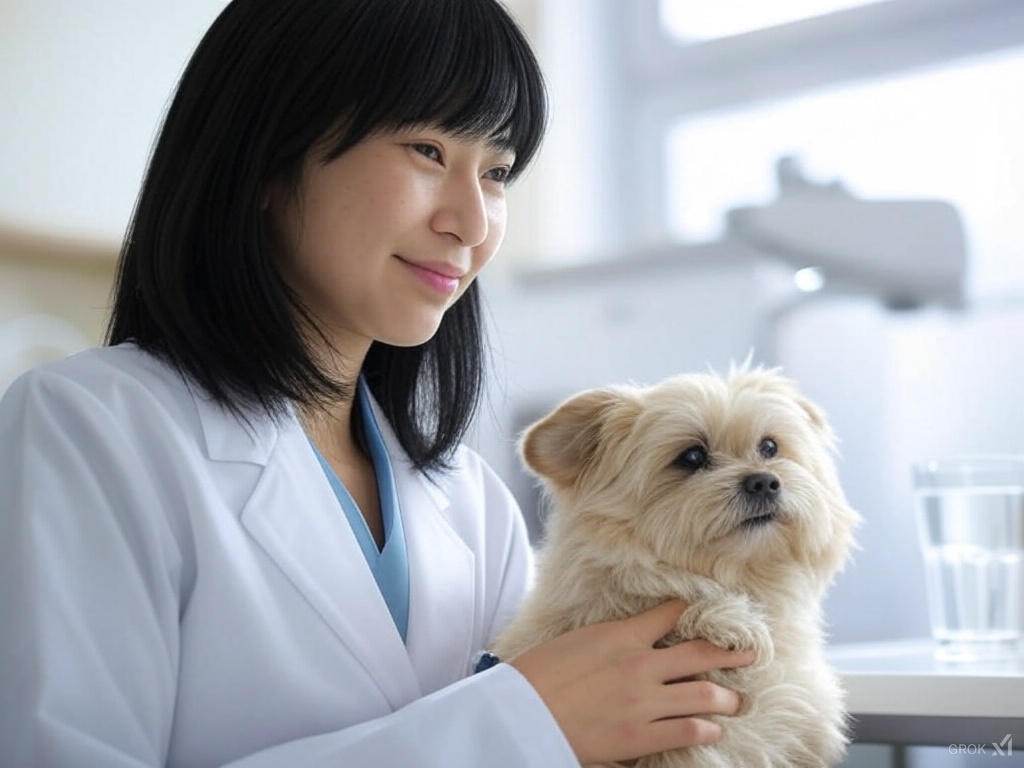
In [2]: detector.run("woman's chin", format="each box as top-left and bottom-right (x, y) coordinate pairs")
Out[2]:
(379, 319), (444, 348)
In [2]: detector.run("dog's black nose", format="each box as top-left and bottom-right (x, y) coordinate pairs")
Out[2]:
(743, 472), (781, 500)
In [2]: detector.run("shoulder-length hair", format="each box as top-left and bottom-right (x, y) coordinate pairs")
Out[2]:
(106, 0), (547, 472)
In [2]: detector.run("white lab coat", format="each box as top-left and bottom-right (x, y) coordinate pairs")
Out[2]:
(0, 345), (577, 768)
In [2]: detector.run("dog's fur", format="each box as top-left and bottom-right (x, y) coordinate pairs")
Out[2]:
(493, 367), (860, 768)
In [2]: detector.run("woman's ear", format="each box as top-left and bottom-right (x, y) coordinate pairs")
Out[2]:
(518, 388), (623, 490)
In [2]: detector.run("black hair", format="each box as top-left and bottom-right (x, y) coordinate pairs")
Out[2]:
(106, 0), (548, 472)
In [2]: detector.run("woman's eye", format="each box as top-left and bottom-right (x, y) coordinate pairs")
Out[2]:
(484, 165), (511, 184)
(673, 445), (709, 471)
(759, 437), (779, 459)
(411, 143), (442, 163)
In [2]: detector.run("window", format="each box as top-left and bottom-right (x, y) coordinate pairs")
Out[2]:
(666, 49), (1024, 297)
(660, 0), (880, 41)
(534, 0), (1024, 300)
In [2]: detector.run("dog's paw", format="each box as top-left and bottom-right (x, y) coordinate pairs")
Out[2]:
(675, 595), (774, 666)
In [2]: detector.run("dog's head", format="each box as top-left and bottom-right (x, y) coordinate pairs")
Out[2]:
(520, 367), (860, 596)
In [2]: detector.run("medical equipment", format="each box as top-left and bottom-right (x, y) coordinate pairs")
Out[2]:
(727, 156), (967, 311)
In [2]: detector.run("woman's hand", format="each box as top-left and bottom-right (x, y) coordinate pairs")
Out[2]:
(508, 600), (753, 766)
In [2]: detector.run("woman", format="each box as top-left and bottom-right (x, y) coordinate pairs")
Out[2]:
(0, 0), (751, 765)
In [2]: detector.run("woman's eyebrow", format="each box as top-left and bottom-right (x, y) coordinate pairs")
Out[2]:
(485, 135), (517, 159)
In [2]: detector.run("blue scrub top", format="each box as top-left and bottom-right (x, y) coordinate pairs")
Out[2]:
(309, 379), (410, 642)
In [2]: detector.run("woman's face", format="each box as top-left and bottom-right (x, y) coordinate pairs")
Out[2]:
(267, 125), (514, 359)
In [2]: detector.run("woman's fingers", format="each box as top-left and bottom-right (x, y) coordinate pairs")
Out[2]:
(508, 601), (755, 765)
(653, 639), (755, 683)
(621, 599), (688, 645)
(648, 676), (744, 722)
(645, 715), (724, 752)
(618, 603), (756, 685)
(617, 603), (756, 683)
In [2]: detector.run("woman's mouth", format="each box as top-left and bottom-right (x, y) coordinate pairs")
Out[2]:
(398, 257), (464, 296)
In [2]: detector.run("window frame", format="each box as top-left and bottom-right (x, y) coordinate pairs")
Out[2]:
(603, 0), (1024, 248)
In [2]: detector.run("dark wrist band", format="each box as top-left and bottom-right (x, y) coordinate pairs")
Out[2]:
(473, 651), (502, 674)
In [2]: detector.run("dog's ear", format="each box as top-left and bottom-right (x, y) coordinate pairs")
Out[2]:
(519, 388), (622, 489)
(753, 367), (838, 448)
(796, 393), (837, 447)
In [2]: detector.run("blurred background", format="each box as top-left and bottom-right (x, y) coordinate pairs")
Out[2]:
(2, 1), (1023, 765)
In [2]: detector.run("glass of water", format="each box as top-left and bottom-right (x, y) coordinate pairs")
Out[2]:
(913, 455), (1024, 662)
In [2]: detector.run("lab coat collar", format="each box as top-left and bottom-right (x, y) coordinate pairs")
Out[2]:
(190, 386), (450, 515)
(191, 387), (476, 705)
(192, 390), (280, 466)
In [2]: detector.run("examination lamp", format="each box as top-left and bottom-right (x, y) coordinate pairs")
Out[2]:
(727, 157), (968, 311)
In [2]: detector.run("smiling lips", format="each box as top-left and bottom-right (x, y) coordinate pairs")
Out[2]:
(398, 257), (465, 295)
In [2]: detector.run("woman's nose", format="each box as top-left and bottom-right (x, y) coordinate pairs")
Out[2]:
(431, 176), (490, 247)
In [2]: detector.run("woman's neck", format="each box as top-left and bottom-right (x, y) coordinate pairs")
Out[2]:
(301, 393), (385, 549)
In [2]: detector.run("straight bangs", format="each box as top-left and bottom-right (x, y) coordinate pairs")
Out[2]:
(320, 0), (547, 179)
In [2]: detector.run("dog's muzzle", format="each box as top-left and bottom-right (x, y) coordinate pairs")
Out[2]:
(740, 471), (781, 527)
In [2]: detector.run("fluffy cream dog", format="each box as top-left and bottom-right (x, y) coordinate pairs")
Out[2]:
(493, 367), (860, 768)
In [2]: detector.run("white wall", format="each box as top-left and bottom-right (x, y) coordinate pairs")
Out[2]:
(0, 0), (229, 239)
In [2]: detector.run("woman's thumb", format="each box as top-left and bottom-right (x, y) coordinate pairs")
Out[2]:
(627, 600), (687, 645)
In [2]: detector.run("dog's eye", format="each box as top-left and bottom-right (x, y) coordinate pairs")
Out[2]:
(673, 445), (710, 471)
(759, 437), (779, 459)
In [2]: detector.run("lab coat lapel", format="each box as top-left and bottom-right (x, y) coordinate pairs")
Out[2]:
(194, 395), (422, 710)
(370, 400), (477, 696)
